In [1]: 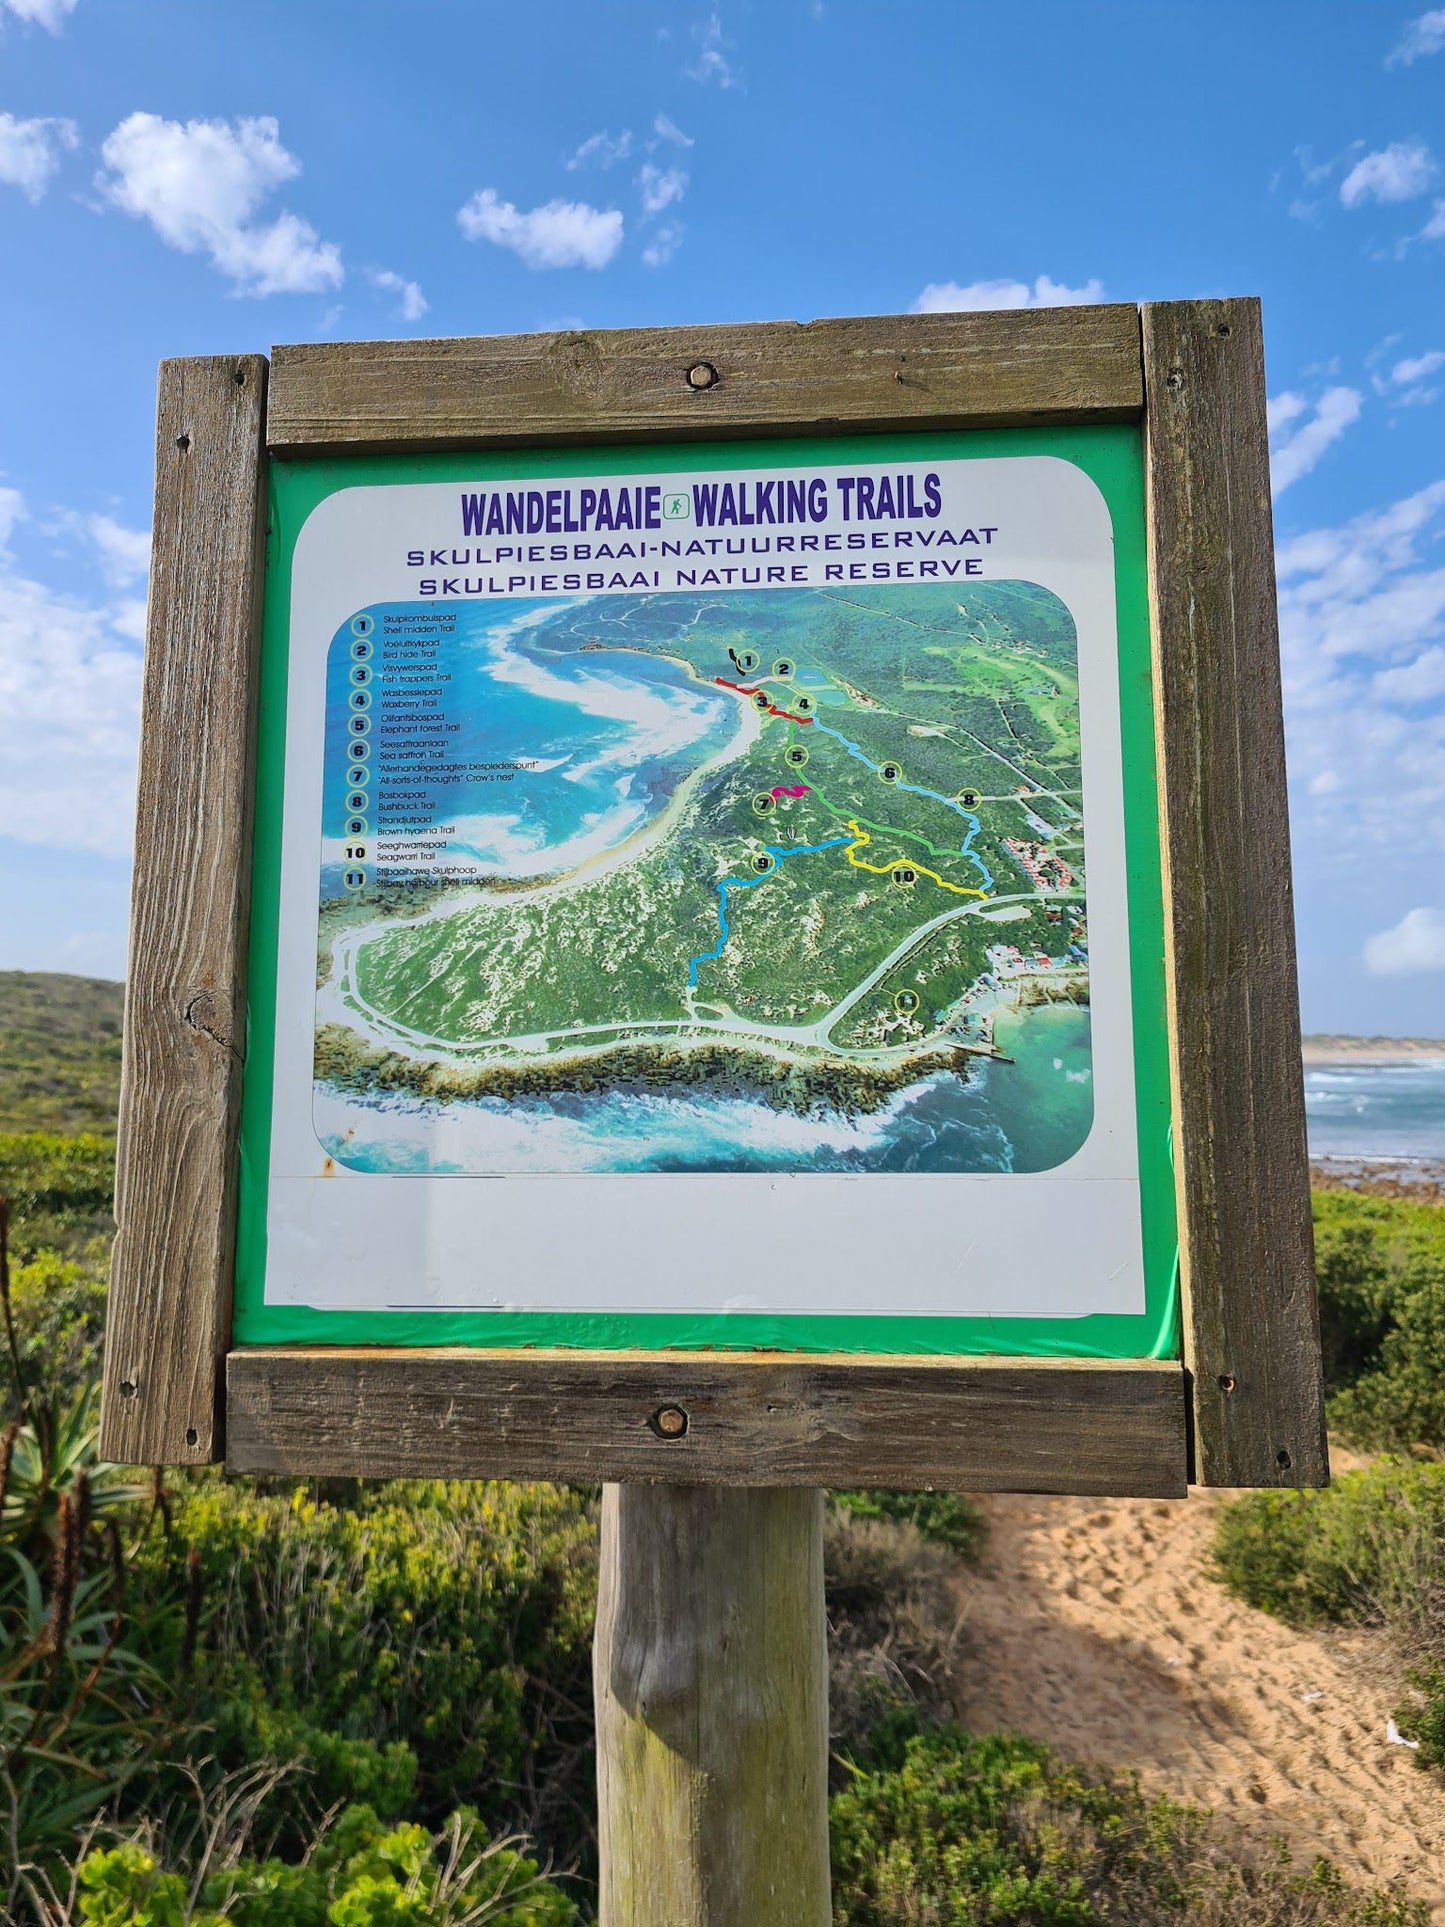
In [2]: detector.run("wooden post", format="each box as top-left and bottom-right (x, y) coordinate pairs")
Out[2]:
(594, 1484), (831, 1927)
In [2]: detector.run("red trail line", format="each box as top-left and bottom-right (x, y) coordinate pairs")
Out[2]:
(714, 676), (815, 725)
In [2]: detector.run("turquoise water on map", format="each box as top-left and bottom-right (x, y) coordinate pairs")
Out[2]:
(1305, 1058), (1445, 1161)
(315, 1001), (1095, 1177)
(322, 597), (738, 892)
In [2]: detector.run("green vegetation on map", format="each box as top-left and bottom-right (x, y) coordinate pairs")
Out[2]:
(325, 582), (1089, 1120)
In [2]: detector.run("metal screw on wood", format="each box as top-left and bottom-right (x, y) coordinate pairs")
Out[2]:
(651, 1404), (689, 1438)
(685, 362), (719, 390)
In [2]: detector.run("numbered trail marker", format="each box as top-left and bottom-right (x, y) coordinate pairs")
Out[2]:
(101, 304), (1326, 1927)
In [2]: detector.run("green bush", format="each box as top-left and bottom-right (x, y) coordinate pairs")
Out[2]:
(0, 1130), (114, 1413)
(1213, 1456), (1445, 1629)
(1311, 1189), (1445, 1452)
(129, 1477), (598, 1863)
(0, 972), (124, 1136)
(76, 1802), (576, 1926)
(833, 1489), (985, 1562)
(7, 1242), (110, 1407)
(1214, 1461), (1445, 1768)
(0, 1388), (178, 1895)
(829, 1723), (1426, 1926)
(1329, 1257), (1445, 1452)
(0, 1131), (116, 1256)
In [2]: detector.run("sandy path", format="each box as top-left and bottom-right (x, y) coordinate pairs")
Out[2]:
(950, 1488), (1445, 1915)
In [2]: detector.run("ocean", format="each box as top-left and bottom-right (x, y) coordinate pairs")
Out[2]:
(322, 597), (741, 892)
(1305, 1056), (1445, 1164)
(314, 1001), (1094, 1177)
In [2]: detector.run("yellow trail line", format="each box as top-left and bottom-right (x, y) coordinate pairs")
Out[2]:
(843, 819), (988, 900)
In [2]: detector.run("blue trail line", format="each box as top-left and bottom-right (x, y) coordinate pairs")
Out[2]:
(809, 720), (994, 889)
(687, 837), (849, 988)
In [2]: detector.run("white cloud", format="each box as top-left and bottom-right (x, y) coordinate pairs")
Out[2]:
(1, 0), (78, 28)
(1371, 347), (1445, 408)
(652, 112), (693, 149)
(1266, 391), (1305, 435)
(1266, 386), (1361, 493)
(1373, 644), (1445, 703)
(0, 489), (142, 859)
(638, 162), (687, 216)
(86, 514), (150, 589)
(1277, 482), (1445, 884)
(0, 112), (78, 201)
(1276, 481), (1445, 656)
(367, 268), (427, 321)
(911, 274), (1105, 314)
(687, 12), (738, 86)
(1422, 200), (1445, 241)
(96, 112), (343, 296)
(1387, 9), (1445, 64)
(641, 221), (684, 268)
(1391, 349), (1445, 385)
(457, 188), (623, 269)
(0, 486), (24, 550)
(1339, 140), (1436, 207)
(1363, 907), (1445, 974)
(566, 129), (633, 171)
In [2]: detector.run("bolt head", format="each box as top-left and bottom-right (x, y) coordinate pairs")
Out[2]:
(686, 362), (719, 391)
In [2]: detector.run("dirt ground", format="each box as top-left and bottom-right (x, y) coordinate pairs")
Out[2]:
(950, 1484), (1445, 1917)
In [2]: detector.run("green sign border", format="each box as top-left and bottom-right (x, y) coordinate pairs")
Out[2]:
(233, 425), (1179, 1360)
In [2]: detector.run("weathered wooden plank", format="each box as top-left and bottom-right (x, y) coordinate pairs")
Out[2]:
(99, 356), (269, 1466)
(1141, 298), (1327, 1488)
(266, 306), (1144, 455)
(596, 1485), (830, 1926)
(225, 1349), (1188, 1494)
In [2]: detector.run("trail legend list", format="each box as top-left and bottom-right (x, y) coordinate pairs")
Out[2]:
(330, 606), (542, 891)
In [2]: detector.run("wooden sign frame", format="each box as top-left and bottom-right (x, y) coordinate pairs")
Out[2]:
(99, 301), (1327, 1497)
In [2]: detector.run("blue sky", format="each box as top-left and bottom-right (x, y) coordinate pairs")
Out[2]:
(1, 0), (1443, 1032)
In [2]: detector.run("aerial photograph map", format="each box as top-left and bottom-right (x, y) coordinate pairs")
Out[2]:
(313, 580), (1094, 1175)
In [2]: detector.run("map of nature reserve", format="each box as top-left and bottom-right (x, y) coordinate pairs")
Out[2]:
(310, 462), (1099, 1178)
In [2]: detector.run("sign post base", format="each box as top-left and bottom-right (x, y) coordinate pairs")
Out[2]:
(594, 1482), (830, 1926)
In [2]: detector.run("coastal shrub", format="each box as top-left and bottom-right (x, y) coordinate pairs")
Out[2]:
(1213, 1461), (1445, 1768)
(1327, 1256), (1445, 1452)
(74, 1802), (576, 1926)
(0, 1388), (181, 1914)
(0, 972), (124, 1135)
(0, 1131), (116, 1257)
(833, 1488), (986, 1561)
(129, 1477), (599, 1863)
(1310, 1188), (1445, 1451)
(829, 1722), (1427, 1926)
(0, 1130), (114, 1413)
(825, 1505), (965, 1752)
(6, 1242), (111, 1408)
